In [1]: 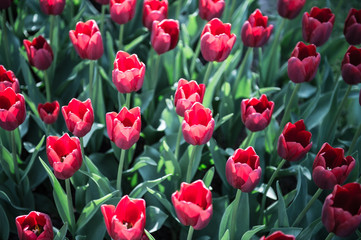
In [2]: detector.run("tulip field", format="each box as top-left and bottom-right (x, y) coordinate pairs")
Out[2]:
(1, 0), (361, 239)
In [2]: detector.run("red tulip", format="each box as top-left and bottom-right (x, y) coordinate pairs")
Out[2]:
(38, 101), (60, 124)
(200, 18), (237, 62)
(0, 87), (26, 131)
(0, 65), (20, 93)
(277, 0), (306, 19)
(174, 78), (205, 117)
(142, 0), (168, 30)
(0, 0), (12, 9)
(302, 7), (335, 47)
(112, 51), (146, 94)
(69, 20), (104, 60)
(172, 180), (213, 230)
(241, 94), (274, 132)
(260, 231), (295, 240)
(23, 35), (54, 71)
(110, 0), (137, 25)
(322, 183), (361, 237)
(344, 8), (361, 45)
(106, 107), (141, 150)
(39, 0), (66, 15)
(182, 103), (214, 145)
(288, 41), (320, 83)
(225, 147), (261, 192)
(312, 143), (355, 190)
(341, 46), (361, 85)
(199, 0), (225, 21)
(15, 211), (54, 240)
(241, 9), (273, 47)
(101, 195), (146, 240)
(151, 19), (179, 55)
(277, 120), (312, 162)
(95, 0), (109, 4)
(62, 98), (94, 137)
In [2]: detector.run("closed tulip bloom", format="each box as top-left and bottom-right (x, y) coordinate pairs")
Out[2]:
(241, 9), (273, 47)
(95, 0), (109, 4)
(15, 211), (54, 240)
(39, 0), (66, 15)
(143, 0), (168, 30)
(23, 35), (54, 71)
(288, 41), (320, 83)
(312, 143), (355, 190)
(112, 51), (146, 94)
(225, 147), (261, 192)
(302, 7), (335, 47)
(277, 0), (305, 19)
(106, 107), (141, 150)
(0, 0), (12, 9)
(341, 46), (361, 85)
(344, 8), (361, 45)
(172, 180), (213, 230)
(46, 133), (82, 180)
(151, 19), (179, 55)
(110, 0), (137, 25)
(37, 101), (60, 124)
(182, 103), (214, 145)
(0, 65), (20, 93)
(322, 183), (361, 237)
(260, 231), (295, 240)
(199, 0), (225, 21)
(69, 20), (104, 60)
(200, 18), (237, 62)
(62, 98), (94, 137)
(174, 78), (205, 117)
(241, 94), (274, 132)
(101, 195), (146, 240)
(277, 120), (312, 162)
(0, 87), (26, 131)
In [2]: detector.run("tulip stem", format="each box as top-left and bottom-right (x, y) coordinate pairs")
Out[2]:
(325, 232), (334, 240)
(44, 70), (51, 102)
(100, 5), (107, 37)
(125, 93), (131, 109)
(186, 226), (194, 240)
(278, 83), (301, 133)
(348, 123), (361, 155)
(175, 0), (183, 19)
(89, 60), (95, 100)
(230, 190), (242, 240)
(259, 159), (286, 224)
(203, 62), (213, 85)
(65, 178), (76, 236)
(11, 131), (20, 183)
(175, 116), (183, 159)
(117, 149), (126, 196)
(240, 131), (256, 149)
(119, 24), (124, 50)
(79, 137), (88, 170)
(1, 11), (10, 66)
(186, 145), (198, 183)
(190, 39), (201, 77)
(233, 47), (253, 96)
(292, 188), (323, 227)
(154, 52), (161, 90)
(49, 15), (55, 49)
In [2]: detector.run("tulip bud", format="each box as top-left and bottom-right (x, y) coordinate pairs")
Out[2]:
(344, 8), (361, 45)
(0, 65), (20, 93)
(23, 35), (54, 71)
(341, 46), (361, 85)
(199, 0), (225, 21)
(151, 19), (179, 55)
(260, 231), (295, 240)
(142, 0), (168, 30)
(110, 0), (137, 25)
(0, 87), (26, 131)
(16, 211), (54, 240)
(277, 0), (306, 19)
(39, 0), (66, 15)
(38, 101), (60, 125)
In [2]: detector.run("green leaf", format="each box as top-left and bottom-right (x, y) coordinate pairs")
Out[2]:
(146, 187), (178, 221)
(124, 157), (157, 174)
(0, 204), (9, 240)
(297, 217), (322, 240)
(202, 167), (214, 187)
(203, 60), (227, 108)
(287, 168), (308, 224)
(144, 229), (156, 240)
(179, 145), (204, 182)
(241, 225), (266, 240)
(129, 174), (172, 198)
(146, 206), (168, 233)
(276, 181), (289, 227)
(54, 223), (68, 240)
(215, 113), (234, 131)
(20, 136), (45, 183)
(209, 138), (228, 187)
(0, 191), (28, 211)
(221, 230), (230, 240)
(160, 140), (181, 180)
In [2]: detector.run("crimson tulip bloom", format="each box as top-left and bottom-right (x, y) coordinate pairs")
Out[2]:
(172, 180), (213, 230)
(0, 65), (20, 93)
(106, 107), (141, 150)
(277, 120), (312, 162)
(95, 0), (109, 4)
(39, 0), (66, 15)
(142, 0), (168, 30)
(23, 36), (54, 71)
(241, 94), (274, 132)
(0, 0), (12, 9)
(110, 0), (136, 25)
(225, 147), (261, 192)
(182, 103), (214, 145)
(101, 195), (146, 240)
(277, 0), (305, 19)
(112, 51), (146, 94)
(344, 8), (361, 45)
(62, 98), (94, 138)
(15, 211), (53, 240)
(302, 7), (335, 47)
(260, 231), (295, 240)
(151, 19), (179, 55)
(0, 87), (26, 131)
(312, 143), (355, 190)
(69, 20), (104, 60)
(322, 183), (361, 237)
(288, 41), (320, 83)
(199, 0), (225, 21)
(341, 46), (361, 85)
(241, 9), (273, 48)
(174, 79), (205, 117)
(200, 18), (237, 62)
(38, 101), (60, 125)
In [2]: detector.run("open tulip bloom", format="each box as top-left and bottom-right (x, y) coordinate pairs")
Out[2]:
(23, 35), (54, 71)
(16, 211), (54, 240)
(277, 0), (306, 19)
(38, 101), (60, 125)
(0, 87), (26, 131)
(260, 231), (295, 240)
(151, 19), (179, 55)
(199, 0), (225, 21)
(110, 0), (137, 25)
(344, 8), (361, 45)
(39, 0), (66, 15)
(0, 65), (20, 93)
(142, 0), (168, 30)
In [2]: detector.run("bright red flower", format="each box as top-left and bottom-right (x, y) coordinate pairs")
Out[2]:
(199, 0), (225, 21)
(200, 18), (237, 62)
(15, 211), (54, 240)
(0, 0), (12, 9)
(322, 183), (361, 237)
(62, 98), (94, 137)
(38, 101), (60, 125)
(69, 20), (104, 60)
(39, 0), (66, 15)
(142, 0), (168, 30)
(110, 0), (137, 25)
(101, 195), (146, 240)
(341, 46), (361, 85)
(151, 19), (179, 55)
(312, 143), (355, 190)
(344, 8), (361, 45)
(0, 65), (20, 93)
(241, 9), (273, 47)
(172, 180), (213, 230)
(277, 0), (306, 19)
(23, 35), (54, 71)
(0, 87), (26, 131)
(260, 231), (295, 240)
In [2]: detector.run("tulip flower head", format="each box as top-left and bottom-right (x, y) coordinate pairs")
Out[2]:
(0, 65), (20, 93)
(38, 101), (60, 125)
(110, 0), (137, 25)
(39, 0), (66, 15)
(23, 35), (54, 71)
(142, 0), (168, 30)
(260, 231), (295, 240)
(277, 0), (306, 19)
(16, 211), (54, 240)
(344, 8), (361, 45)
(341, 46), (361, 85)
(151, 19), (179, 55)
(199, 0), (225, 21)
(0, 87), (26, 131)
